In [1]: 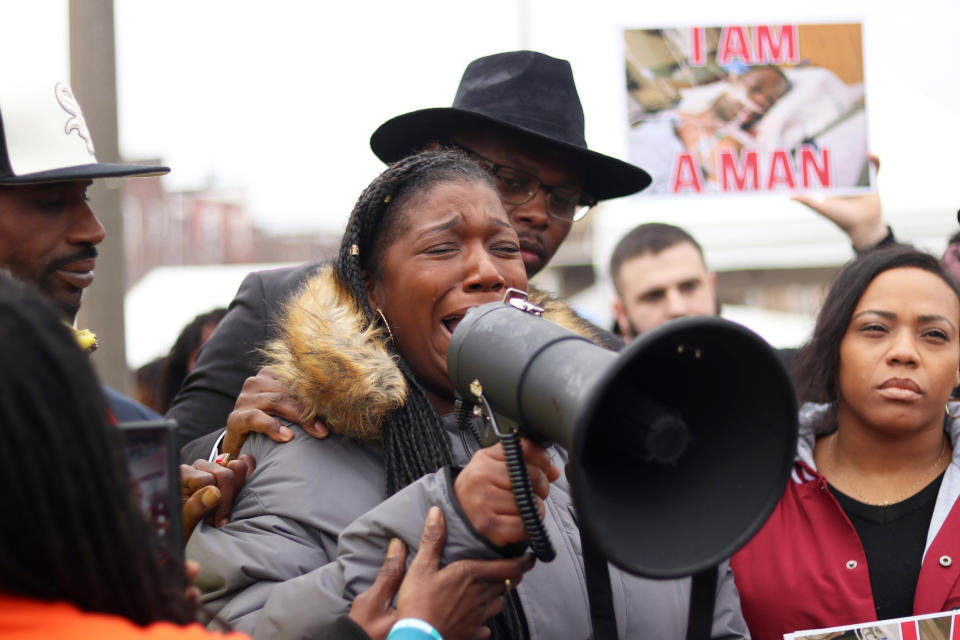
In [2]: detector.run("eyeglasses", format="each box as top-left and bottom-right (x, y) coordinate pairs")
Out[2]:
(456, 145), (597, 222)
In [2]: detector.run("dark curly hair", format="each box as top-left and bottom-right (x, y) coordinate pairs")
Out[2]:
(0, 276), (192, 625)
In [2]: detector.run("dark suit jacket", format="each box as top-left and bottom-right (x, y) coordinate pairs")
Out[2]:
(168, 262), (324, 460)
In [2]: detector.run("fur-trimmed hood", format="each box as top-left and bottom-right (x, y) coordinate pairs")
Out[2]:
(262, 264), (611, 441)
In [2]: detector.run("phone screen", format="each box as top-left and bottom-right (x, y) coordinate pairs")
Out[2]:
(119, 419), (183, 559)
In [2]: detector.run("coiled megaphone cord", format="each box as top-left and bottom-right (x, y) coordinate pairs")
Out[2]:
(457, 390), (556, 562)
(501, 429), (556, 562)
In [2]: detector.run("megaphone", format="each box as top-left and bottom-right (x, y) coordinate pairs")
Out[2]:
(447, 290), (798, 579)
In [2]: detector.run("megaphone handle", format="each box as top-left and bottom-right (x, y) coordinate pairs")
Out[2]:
(501, 429), (556, 562)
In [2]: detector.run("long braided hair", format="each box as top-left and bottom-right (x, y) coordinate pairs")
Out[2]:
(336, 149), (497, 495)
(0, 276), (192, 625)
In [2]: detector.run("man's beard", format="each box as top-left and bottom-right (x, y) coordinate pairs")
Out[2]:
(32, 245), (98, 322)
(518, 234), (548, 277)
(622, 316), (641, 341)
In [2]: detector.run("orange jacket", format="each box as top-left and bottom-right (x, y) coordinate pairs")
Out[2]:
(0, 594), (249, 639)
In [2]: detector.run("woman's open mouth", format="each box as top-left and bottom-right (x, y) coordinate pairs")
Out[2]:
(441, 314), (464, 336)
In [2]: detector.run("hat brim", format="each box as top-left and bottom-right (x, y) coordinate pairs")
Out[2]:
(370, 108), (651, 200)
(0, 162), (169, 185)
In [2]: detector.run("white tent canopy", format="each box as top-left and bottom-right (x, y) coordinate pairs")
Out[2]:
(124, 263), (296, 370)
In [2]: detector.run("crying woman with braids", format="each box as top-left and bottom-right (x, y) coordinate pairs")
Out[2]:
(186, 150), (750, 640)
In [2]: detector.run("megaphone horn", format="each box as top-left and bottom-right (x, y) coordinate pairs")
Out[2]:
(447, 290), (798, 579)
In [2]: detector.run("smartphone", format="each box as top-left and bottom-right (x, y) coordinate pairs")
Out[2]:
(118, 419), (183, 559)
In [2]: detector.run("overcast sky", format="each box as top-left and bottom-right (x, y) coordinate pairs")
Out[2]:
(6, 0), (959, 365)
(3, 0), (959, 238)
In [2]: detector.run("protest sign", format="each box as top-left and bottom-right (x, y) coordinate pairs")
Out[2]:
(625, 23), (871, 196)
(784, 609), (959, 640)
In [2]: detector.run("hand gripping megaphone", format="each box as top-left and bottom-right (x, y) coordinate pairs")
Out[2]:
(447, 289), (798, 578)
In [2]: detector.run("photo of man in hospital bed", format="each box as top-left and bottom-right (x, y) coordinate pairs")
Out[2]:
(625, 24), (871, 196)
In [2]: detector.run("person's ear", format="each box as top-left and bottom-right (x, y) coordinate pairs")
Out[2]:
(612, 296), (632, 341)
(363, 271), (380, 312)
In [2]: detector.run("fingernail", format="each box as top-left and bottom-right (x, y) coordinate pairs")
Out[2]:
(217, 518), (229, 528)
(426, 506), (441, 526)
(201, 486), (220, 507)
(279, 426), (294, 441)
(388, 537), (404, 557)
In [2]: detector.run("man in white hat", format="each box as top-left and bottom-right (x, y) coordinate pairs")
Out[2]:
(0, 81), (166, 320)
(0, 79), (167, 418)
(0, 78), (252, 539)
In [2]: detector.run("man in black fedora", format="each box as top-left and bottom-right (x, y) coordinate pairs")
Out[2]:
(172, 50), (653, 455)
(370, 50), (651, 276)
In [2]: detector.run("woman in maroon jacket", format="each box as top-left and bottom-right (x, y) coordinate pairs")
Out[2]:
(731, 245), (960, 639)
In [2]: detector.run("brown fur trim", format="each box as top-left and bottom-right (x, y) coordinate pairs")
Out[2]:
(528, 285), (610, 346)
(260, 265), (406, 440)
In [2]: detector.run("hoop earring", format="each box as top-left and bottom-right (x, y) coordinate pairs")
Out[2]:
(375, 308), (395, 344)
(947, 402), (960, 420)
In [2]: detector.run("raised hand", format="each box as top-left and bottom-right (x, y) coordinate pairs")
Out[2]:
(792, 155), (885, 252)
(350, 507), (536, 640)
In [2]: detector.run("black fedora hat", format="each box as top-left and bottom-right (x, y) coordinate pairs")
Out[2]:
(370, 50), (651, 201)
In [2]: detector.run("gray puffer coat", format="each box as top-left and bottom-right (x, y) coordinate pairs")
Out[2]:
(186, 265), (749, 639)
